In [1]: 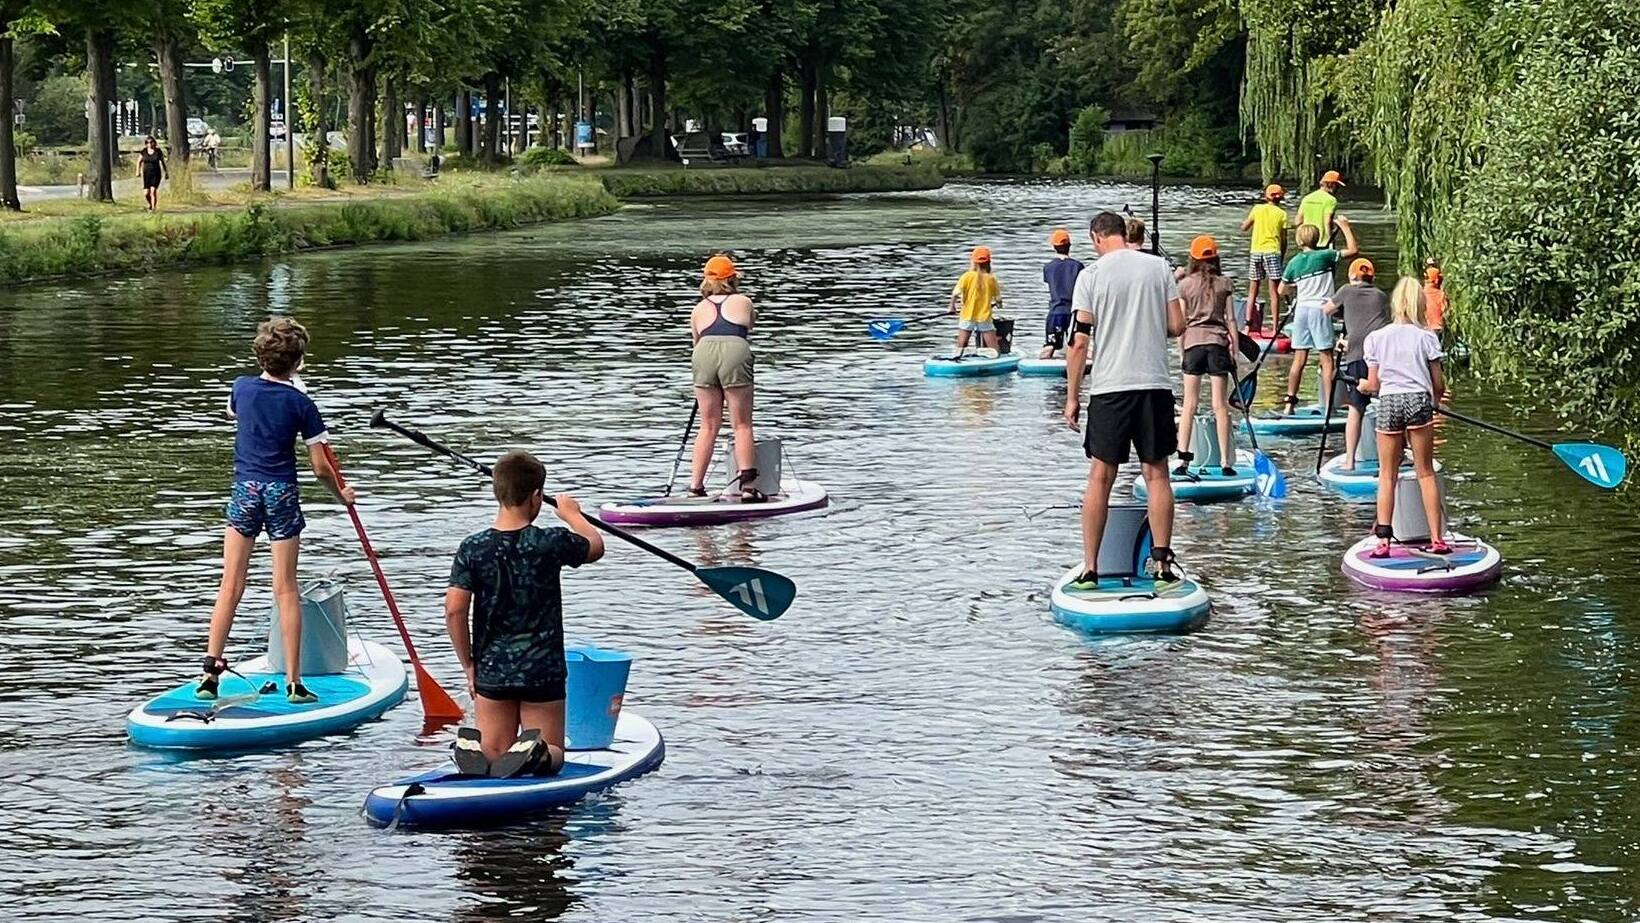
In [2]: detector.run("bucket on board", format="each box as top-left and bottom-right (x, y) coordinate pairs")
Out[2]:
(564, 644), (633, 750)
(267, 578), (351, 675)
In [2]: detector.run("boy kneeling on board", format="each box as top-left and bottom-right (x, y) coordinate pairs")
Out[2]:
(446, 451), (605, 777)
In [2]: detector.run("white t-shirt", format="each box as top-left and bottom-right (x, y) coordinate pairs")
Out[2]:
(1070, 249), (1179, 395)
(1364, 323), (1444, 395)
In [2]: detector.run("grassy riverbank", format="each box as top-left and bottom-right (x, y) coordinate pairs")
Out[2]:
(0, 161), (945, 287)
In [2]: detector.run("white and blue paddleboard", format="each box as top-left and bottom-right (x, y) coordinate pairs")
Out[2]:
(1318, 453), (1441, 498)
(1016, 356), (1090, 378)
(1049, 565), (1212, 634)
(1249, 403), (1341, 437)
(1134, 450), (1257, 502)
(923, 351), (1020, 378)
(362, 711), (665, 829)
(127, 639), (407, 751)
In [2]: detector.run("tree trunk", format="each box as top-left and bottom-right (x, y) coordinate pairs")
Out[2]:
(454, 89), (471, 154)
(432, 104), (444, 151)
(85, 29), (116, 201)
(412, 95), (427, 153)
(798, 49), (817, 159)
(0, 35), (17, 210)
(648, 41), (668, 156)
(346, 29), (376, 182)
(616, 71), (631, 140)
(764, 70), (785, 159)
(249, 39), (271, 191)
(480, 72), (500, 162)
(153, 36), (189, 164)
(814, 62), (830, 157)
(307, 50), (332, 189)
(378, 72), (401, 166)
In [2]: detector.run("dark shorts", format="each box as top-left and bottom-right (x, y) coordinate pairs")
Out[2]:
(142, 168), (162, 190)
(1340, 359), (1371, 411)
(1182, 344), (1234, 376)
(475, 677), (567, 704)
(1083, 389), (1177, 465)
(1045, 312), (1072, 349)
(1376, 391), (1435, 434)
(227, 480), (305, 541)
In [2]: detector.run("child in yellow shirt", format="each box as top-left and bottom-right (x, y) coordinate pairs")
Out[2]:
(1239, 184), (1289, 331)
(947, 246), (1003, 355)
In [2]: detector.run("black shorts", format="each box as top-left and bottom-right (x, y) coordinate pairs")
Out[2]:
(142, 168), (162, 190)
(1182, 344), (1234, 376)
(1083, 388), (1178, 465)
(1340, 359), (1370, 411)
(475, 676), (566, 704)
(1045, 312), (1071, 349)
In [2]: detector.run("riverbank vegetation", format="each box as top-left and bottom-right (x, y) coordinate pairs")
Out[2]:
(597, 164), (944, 199)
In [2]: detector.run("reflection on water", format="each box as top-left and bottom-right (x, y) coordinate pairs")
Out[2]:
(1, 180), (1639, 920)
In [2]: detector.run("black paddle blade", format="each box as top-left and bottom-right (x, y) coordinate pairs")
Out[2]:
(697, 566), (796, 621)
(1236, 332), (1261, 362)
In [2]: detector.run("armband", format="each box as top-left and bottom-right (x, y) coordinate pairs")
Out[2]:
(1072, 318), (1093, 338)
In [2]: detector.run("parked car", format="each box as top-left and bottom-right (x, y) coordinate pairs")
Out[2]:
(722, 132), (749, 156)
(187, 117), (211, 141)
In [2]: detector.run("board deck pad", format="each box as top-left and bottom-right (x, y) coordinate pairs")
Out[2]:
(1049, 566), (1212, 634)
(143, 672), (370, 720)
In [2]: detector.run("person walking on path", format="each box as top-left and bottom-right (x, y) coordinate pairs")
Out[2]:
(1299, 170), (1346, 248)
(1063, 211), (1186, 588)
(137, 135), (167, 211)
(688, 255), (764, 502)
(1240, 184), (1289, 331)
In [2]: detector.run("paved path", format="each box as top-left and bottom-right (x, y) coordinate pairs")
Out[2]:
(19, 169), (293, 201)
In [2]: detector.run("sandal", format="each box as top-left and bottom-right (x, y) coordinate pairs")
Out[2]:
(490, 729), (544, 778)
(285, 681), (318, 705)
(1369, 524), (1393, 559)
(1172, 451), (1194, 477)
(1424, 540), (1453, 555)
(195, 656), (227, 701)
(453, 727), (490, 776)
(686, 485), (707, 498)
(734, 468), (768, 503)
(1281, 394), (1299, 416)
(1221, 466), (1238, 477)
(1147, 547), (1180, 583)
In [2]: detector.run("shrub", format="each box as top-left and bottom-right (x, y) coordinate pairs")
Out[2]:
(519, 146), (577, 169)
(25, 74), (88, 145)
(1067, 106), (1109, 174)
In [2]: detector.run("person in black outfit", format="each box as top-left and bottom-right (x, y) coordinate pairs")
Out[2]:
(137, 135), (167, 211)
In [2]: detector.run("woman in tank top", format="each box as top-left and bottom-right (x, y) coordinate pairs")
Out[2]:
(688, 255), (763, 501)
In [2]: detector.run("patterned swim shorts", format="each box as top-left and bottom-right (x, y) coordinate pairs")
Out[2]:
(1376, 392), (1435, 434)
(1247, 252), (1283, 281)
(227, 480), (305, 541)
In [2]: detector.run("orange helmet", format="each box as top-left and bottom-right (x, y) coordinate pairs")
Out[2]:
(703, 254), (738, 280)
(1188, 235), (1219, 260)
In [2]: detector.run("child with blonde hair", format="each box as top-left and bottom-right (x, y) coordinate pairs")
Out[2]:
(1358, 278), (1448, 556)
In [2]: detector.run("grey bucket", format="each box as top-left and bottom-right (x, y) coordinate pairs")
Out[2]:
(1357, 406), (1380, 464)
(720, 437), (783, 495)
(1189, 414), (1223, 467)
(1097, 503), (1153, 577)
(267, 578), (351, 675)
(1392, 472), (1445, 543)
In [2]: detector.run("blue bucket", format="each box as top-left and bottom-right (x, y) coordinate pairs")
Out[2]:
(563, 644), (632, 750)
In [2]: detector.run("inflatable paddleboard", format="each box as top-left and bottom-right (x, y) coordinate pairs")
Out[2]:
(1340, 533), (1502, 593)
(127, 639), (407, 750)
(1049, 565), (1211, 634)
(1250, 403), (1340, 436)
(1318, 454), (1441, 498)
(1247, 329), (1292, 354)
(923, 352), (1020, 377)
(1134, 450), (1257, 502)
(362, 711), (665, 829)
(599, 478), (828, 527)
(1016, 356), (1089, 378)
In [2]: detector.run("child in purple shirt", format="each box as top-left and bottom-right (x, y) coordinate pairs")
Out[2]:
(196, 317), (355, 703)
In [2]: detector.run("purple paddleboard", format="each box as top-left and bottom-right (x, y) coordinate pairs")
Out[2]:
(599, 479), (829, 527)
(1340, 533), (1502, 594)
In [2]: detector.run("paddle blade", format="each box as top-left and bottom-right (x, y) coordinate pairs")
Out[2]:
(867, 319), (905, 341)
(1236, 332), (1261, 362)
(697, 566), (796, 620)
(1253, 450), (1288, 499)
(1553, 442), (1628, 489)
(1235, 372), (1258, 409)
(413, 661), (465, 720)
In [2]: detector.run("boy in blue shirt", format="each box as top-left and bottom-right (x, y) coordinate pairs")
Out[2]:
(1039, 228), (1084, 358)
(196, 317), (355, 704)
(446, 450), (605, 777)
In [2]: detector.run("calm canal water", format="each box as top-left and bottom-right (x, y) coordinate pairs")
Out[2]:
(1, 180), (1637, 921)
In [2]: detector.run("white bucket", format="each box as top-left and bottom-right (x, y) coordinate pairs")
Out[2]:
(267, 579), (351, 675)
(720, 438), (783, 495)
(1189, 414), (1222, 467)
(1392, 473), (1445, 542)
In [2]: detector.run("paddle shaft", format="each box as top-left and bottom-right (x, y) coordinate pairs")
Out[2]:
(663, 400), (700, 496)
(1436, 406), (1555, 451)
(1315, 343), (1342, 474)
(320, 444), (462, 719)
(371, 413), (702, 575)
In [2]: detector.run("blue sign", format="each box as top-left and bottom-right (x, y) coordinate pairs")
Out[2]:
(575, 121), (592, 148)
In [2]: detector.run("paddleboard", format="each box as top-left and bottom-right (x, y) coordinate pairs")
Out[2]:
(1049, 565), (1211, 634)
(1318, 454), (1440, 498)
(923, 353), (1021, 377)
(362, 711), (665, 829)
(1016, 356), (1087, 378)
(1133, 450), (1257, 502)
(1249, 403), (1341, 436)
(127, 638), (407, 751)
(1340, 533), (1502, 593)
(1247, 329), (1292, 354)
(599, 478), (828, 527)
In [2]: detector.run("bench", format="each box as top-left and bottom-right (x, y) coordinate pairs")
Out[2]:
(670, 131), (746, 168)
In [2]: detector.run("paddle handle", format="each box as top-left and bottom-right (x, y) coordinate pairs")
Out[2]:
(370, 411), (701, 576)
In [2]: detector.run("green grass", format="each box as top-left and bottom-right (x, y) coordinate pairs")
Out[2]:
(595, 162), (944, 198)
(0, 174), (618, 286)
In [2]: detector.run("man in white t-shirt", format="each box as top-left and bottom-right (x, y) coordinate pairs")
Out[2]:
(1063, 211), (1186, 588)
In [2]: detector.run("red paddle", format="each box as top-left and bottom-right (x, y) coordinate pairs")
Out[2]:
(322, 444), (464, 721)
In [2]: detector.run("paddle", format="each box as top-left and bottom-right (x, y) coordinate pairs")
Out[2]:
(369, 410), (798, 620)
(867, 310), (949, 341)
(1221, 335), (1287, 498)
(663, 400), (700, 496)
(321, 444), (465, 721)
(1436, 406), (1628, 489)
(1315, 343), (1343, 475)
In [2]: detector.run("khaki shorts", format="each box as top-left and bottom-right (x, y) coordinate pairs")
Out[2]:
(693, 336), (754, 389)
